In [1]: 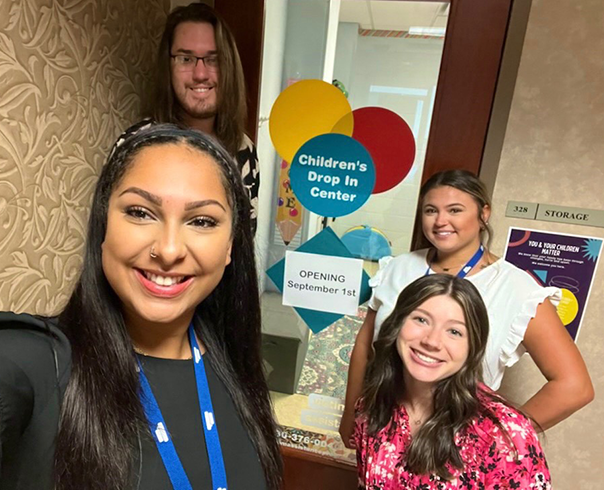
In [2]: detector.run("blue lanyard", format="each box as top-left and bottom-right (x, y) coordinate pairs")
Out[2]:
(425, 245), (484, 279)
(137, 325), (228, 490)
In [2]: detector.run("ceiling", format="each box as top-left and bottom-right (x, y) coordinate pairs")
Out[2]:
(339, 0), (449, 31)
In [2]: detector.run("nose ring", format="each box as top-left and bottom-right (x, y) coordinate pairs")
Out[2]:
(150, 246), (158, 259)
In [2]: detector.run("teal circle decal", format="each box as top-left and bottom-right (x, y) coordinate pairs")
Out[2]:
(289, 134), (375, 217)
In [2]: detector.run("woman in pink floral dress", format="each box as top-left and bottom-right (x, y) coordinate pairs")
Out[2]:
(354, 274), (551, 489)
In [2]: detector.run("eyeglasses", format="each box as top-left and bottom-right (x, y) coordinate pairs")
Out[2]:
(170, 54), (219, 72)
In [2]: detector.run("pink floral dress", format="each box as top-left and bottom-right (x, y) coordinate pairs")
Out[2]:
(354, 396), (551, 489)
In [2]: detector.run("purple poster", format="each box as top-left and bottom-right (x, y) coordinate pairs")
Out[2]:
(504, 228), (602, 341)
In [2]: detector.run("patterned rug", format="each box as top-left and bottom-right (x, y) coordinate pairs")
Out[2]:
(296, 306), (367, 400)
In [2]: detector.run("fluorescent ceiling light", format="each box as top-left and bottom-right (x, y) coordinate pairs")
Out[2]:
(408, 26), (446, 37)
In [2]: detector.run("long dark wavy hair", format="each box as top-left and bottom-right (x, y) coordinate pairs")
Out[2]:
(361, 274), (516, 479)
(151, 2), (247, 156)
(55, 125), (282, 489)
(411, 170), (493, 252)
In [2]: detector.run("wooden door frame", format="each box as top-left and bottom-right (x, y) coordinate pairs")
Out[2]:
(423, 0), (515, 182)
(214, 0), (265, 142)
(282, 446), (357, 490)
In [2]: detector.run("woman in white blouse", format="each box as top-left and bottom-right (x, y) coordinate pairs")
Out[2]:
(339, 170), (593, 448)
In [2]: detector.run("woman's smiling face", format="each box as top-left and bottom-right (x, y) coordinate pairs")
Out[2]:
(101, 143), (233, 331)
(421, 185), (489, 257)
(397, 294), (470, 388)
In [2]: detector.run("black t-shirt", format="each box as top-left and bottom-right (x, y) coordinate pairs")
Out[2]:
(0, 312), (266, 490)
(133, 355), (267, 490)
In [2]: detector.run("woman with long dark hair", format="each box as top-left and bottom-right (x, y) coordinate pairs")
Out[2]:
(0, 124), (281, 489)
(355, 274), (551, 489)
(340, 169), (593, 446)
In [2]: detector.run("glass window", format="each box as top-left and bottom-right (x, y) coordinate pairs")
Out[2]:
(256, 0), (449, 462)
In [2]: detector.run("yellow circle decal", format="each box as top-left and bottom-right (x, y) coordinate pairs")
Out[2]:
(269, 80), (354, 163)
(556, 288), (579, 326)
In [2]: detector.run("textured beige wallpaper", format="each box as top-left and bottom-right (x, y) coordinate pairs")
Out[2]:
(0, 0), (169, 314)
(490, 0), (604, 487)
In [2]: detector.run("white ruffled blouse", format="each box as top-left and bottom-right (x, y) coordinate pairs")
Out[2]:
(368, 248), (561, 390)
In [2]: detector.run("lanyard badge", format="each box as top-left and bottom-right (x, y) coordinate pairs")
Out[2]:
(138, 325), (228, 490)
(425, 245), (485, 279)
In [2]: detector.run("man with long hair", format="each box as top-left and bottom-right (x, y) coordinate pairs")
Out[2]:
(119, 2), (260, 232)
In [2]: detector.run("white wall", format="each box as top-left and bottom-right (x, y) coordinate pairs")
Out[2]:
(255, 0), (289, 291)
(332, 22), (358, 89)
(256, 0), (332, 291)
(330, 29), (444, 255)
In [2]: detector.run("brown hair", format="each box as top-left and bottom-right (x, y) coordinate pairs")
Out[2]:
(151, 2), (247, 156)
(362, 274), (507, 479)
(411, 170), (492, 252)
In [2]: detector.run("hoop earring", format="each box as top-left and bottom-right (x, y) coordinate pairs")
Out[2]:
(150, 246), (158, 259)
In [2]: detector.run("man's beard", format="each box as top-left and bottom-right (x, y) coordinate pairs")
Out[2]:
(180, 101), (217, 121)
